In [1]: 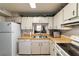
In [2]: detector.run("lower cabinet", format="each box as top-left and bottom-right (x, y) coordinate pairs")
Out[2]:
(31, 41), (41, 54)
(41, 41), (50, 54)
(50, 40), (56, 56)
(18, 40), (52, 55)
(18, 40), (31, 54)
(31, 40), (50, 55)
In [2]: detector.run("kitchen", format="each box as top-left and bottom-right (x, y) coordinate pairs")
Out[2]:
(0, 3), (79, 56)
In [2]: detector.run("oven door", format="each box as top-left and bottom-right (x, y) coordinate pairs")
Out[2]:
(55, 44), (70, 56)
(56, 48), (63, 56)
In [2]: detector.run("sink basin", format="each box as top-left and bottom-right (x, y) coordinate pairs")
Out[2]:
(32, 36), (48, 38)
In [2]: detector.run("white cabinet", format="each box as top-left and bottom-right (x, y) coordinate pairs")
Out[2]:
(21, 17), (53, 30)
(50, 41), (56, 56)
(32, 17), (40, 23)
(41, 40), (50, 54)
(32, 17), (48, 23)
(21, 17), (27, 29)
(64, 3), (77, 20)
(6, 17), (22, 23)
(18, 40), (31, 54)
(18, 40), (54, 55)
(40, 17), (49, 23)
(48, 17), (53, 29)
(26, 17), (32, 29)
(54, 9), (64, 29)
(21, 17), (32, 29)
(57, 9), (64, 29)
(14, 17), (22, 23)
(31, 40), (50, 54)
(31, 40), (41, 54)
(77, 3), (79, 16)
(54, 14), (58, 29)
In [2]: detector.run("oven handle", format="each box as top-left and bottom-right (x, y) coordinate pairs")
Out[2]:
(56, 47), (63, 56)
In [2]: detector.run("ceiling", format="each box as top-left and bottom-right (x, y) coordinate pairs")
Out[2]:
(0, 3), (67, 16)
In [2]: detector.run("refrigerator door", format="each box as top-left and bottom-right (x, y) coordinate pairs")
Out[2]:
(11, 23), (21, 56)
(0, 22), (11, 32)
(11, 22), (21, 36)
(0, 33), (12, 56)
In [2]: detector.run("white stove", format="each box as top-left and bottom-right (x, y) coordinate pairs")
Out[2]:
(56, 35), (79, 56)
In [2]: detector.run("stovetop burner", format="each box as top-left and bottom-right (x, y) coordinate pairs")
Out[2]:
(57, 43), (79, 56)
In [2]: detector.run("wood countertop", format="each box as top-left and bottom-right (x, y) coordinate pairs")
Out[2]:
(18, 34), (71, 43)
(49, 35), (71, 43)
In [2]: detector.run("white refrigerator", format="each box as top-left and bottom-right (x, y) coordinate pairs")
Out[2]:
(0, 22), (21, 56)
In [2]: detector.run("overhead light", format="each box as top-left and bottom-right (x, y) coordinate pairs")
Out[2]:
(29, 3), (36, 8)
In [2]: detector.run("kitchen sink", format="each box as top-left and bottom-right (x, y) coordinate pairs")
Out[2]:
(32, 36), (48, 38)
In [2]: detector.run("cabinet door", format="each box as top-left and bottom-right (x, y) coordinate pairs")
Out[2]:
(40, 17), (48, 23)
(15, 17), (22, 23)
(21, 17), (27, 29)
(26, 17), (32, 29)
(78, 3), (79, 16)
(56, 9), (64, 29)
(64, 3), (77, 20)
(32, 17), (40, 23)
(48, 17), (54, 29)
(21, 17), (32, 29)
(54, 14), (58, 29)
(50, 41), (56, 56)
(18, 40), (31, 54)
(41, 40), (50, 54)
(31, 40), (41, 54)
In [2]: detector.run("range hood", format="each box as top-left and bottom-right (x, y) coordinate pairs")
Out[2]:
(62, 21), (79, 26)
(62, 18), (79, 26)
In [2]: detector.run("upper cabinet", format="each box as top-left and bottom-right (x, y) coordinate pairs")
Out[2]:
(48, 17), (54, 29)
(56, 9), (64, 29)
(32, 17), (48, 23)
(63, 3), (77, 21)
(21, 17), (33, 29)
(32, 17), (40, 23)
(63, 3), (79, 26)
(21, 17), (53, 30)
(54, 14), (58, 29)
(6, 17), (22, 23)
(54, 9), (64, 29)
(78, 3), (79, 16)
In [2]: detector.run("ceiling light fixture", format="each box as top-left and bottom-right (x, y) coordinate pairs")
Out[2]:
(29, 3), (36, 8)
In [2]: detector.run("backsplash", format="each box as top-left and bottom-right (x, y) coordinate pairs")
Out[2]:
(22, 29), (33, 34)
(62, 26), (79, 36)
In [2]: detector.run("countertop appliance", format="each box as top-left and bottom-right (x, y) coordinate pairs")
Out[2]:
(0, 22), (21, 56)
(50, 29), (61, 38)
(56, 35), (79, 56)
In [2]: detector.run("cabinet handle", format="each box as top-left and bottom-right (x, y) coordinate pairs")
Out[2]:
(73, 10), (75, 15)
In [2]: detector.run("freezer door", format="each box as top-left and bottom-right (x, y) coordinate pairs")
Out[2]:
(0, 22), (11, 32)
(11, 23), (21, 36)
(0, 33), (12, 56)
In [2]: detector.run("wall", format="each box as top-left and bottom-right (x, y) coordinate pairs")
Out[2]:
(62, 26), (79, 36)
(0, 16), (5, 21)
